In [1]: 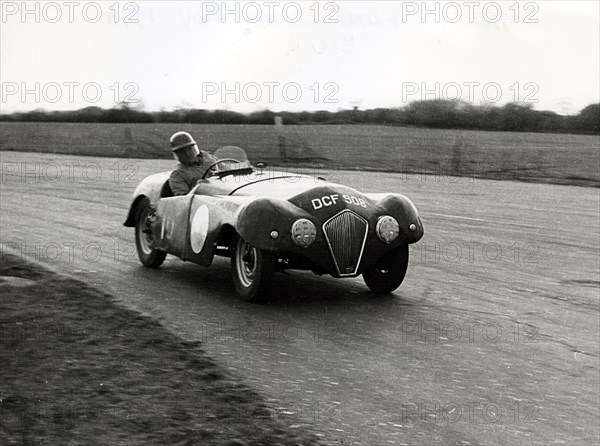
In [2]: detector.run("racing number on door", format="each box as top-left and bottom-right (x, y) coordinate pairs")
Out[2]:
(312, 194), (367, 210)
(161, 215), (175, 239)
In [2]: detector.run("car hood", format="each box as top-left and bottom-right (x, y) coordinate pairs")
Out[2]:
(228, 174), (334, 198)
(199, 170), (338, 198)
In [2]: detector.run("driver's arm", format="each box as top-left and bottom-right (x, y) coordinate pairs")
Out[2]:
(202, 152), (219, 177)
(169, 170), (191, 196)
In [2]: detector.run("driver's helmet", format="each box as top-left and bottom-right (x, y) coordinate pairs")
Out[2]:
(170, 131), (199, 164)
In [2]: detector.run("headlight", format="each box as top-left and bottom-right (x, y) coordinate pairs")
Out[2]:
(376, 216), (400, 243)
(291, 219), (316, 247)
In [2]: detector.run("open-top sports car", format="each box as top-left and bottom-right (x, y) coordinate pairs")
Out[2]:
(124, 147), (424, 301)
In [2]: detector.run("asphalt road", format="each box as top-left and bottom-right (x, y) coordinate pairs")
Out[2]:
(1, 152), (598, 445)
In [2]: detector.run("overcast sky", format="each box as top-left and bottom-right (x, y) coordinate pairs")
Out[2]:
(1, 1), (598, 114)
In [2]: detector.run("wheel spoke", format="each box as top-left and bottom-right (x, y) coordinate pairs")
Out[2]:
(137, 210), (153, 255)
(134, 201), (167, 268)
(232, 235), (274, 301)
(236, 239), (258, 288)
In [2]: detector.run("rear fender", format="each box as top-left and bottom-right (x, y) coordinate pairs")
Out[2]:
(123, 171), (171, 227)
(124, 195), (147, 227)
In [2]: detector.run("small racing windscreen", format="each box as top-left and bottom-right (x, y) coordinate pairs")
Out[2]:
(213, 146), (251, 171)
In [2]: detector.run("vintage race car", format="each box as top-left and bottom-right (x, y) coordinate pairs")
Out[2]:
(124, 147), (424, 301)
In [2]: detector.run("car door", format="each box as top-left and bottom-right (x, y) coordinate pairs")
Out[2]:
(154, 187), (198, 258)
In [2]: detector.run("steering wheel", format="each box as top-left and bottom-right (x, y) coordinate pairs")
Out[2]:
(201, 159), (242, 179)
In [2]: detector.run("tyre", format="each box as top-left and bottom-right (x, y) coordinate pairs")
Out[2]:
(363, 244), (409, 293)
(135, 198), (167, 268)
(231, 234), (275, 302)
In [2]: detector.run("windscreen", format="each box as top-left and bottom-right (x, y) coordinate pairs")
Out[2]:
(213, 146), (250, 170)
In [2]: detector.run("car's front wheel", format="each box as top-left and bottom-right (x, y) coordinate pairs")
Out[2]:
(363, 244), (409, 293)
(135, 198), (167, 268)
(231, 235), (275, 302)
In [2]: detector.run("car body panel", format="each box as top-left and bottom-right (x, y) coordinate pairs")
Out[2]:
(125, 163), (424, 277)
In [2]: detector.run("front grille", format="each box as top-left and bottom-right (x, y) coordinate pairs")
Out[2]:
(323, 210), (368, 276)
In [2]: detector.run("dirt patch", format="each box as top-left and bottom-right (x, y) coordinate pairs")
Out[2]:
(0, 252), (327, 445)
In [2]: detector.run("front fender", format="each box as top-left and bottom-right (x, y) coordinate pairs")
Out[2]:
(235, 198), (314, 251)
(367, 193), (424, 244)
(180, 195), (311, 267)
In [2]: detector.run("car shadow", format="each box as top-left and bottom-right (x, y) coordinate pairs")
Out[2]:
(127, 257), (437, 360)
(130, 255), (421, 316)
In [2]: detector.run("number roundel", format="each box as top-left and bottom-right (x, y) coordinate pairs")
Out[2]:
(190, 205), (210, 253)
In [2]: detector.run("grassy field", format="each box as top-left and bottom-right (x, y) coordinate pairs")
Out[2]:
(1, 121), (598, 186)
(0, 251), (326, 446)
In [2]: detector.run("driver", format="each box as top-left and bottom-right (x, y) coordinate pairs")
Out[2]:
(168, 131), (218, 196)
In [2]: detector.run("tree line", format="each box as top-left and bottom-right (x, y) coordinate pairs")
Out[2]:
(1, 100), (598, 134)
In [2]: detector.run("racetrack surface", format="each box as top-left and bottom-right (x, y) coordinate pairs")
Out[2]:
(1, 151), (599, 445)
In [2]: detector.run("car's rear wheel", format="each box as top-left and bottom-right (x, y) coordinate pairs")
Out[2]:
(135, 198), (167, 268)
(363, 244), (409, 293)
(231, 235), (274, 302)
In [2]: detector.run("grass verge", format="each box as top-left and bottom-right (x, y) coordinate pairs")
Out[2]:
(0, 252), (326, 446)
